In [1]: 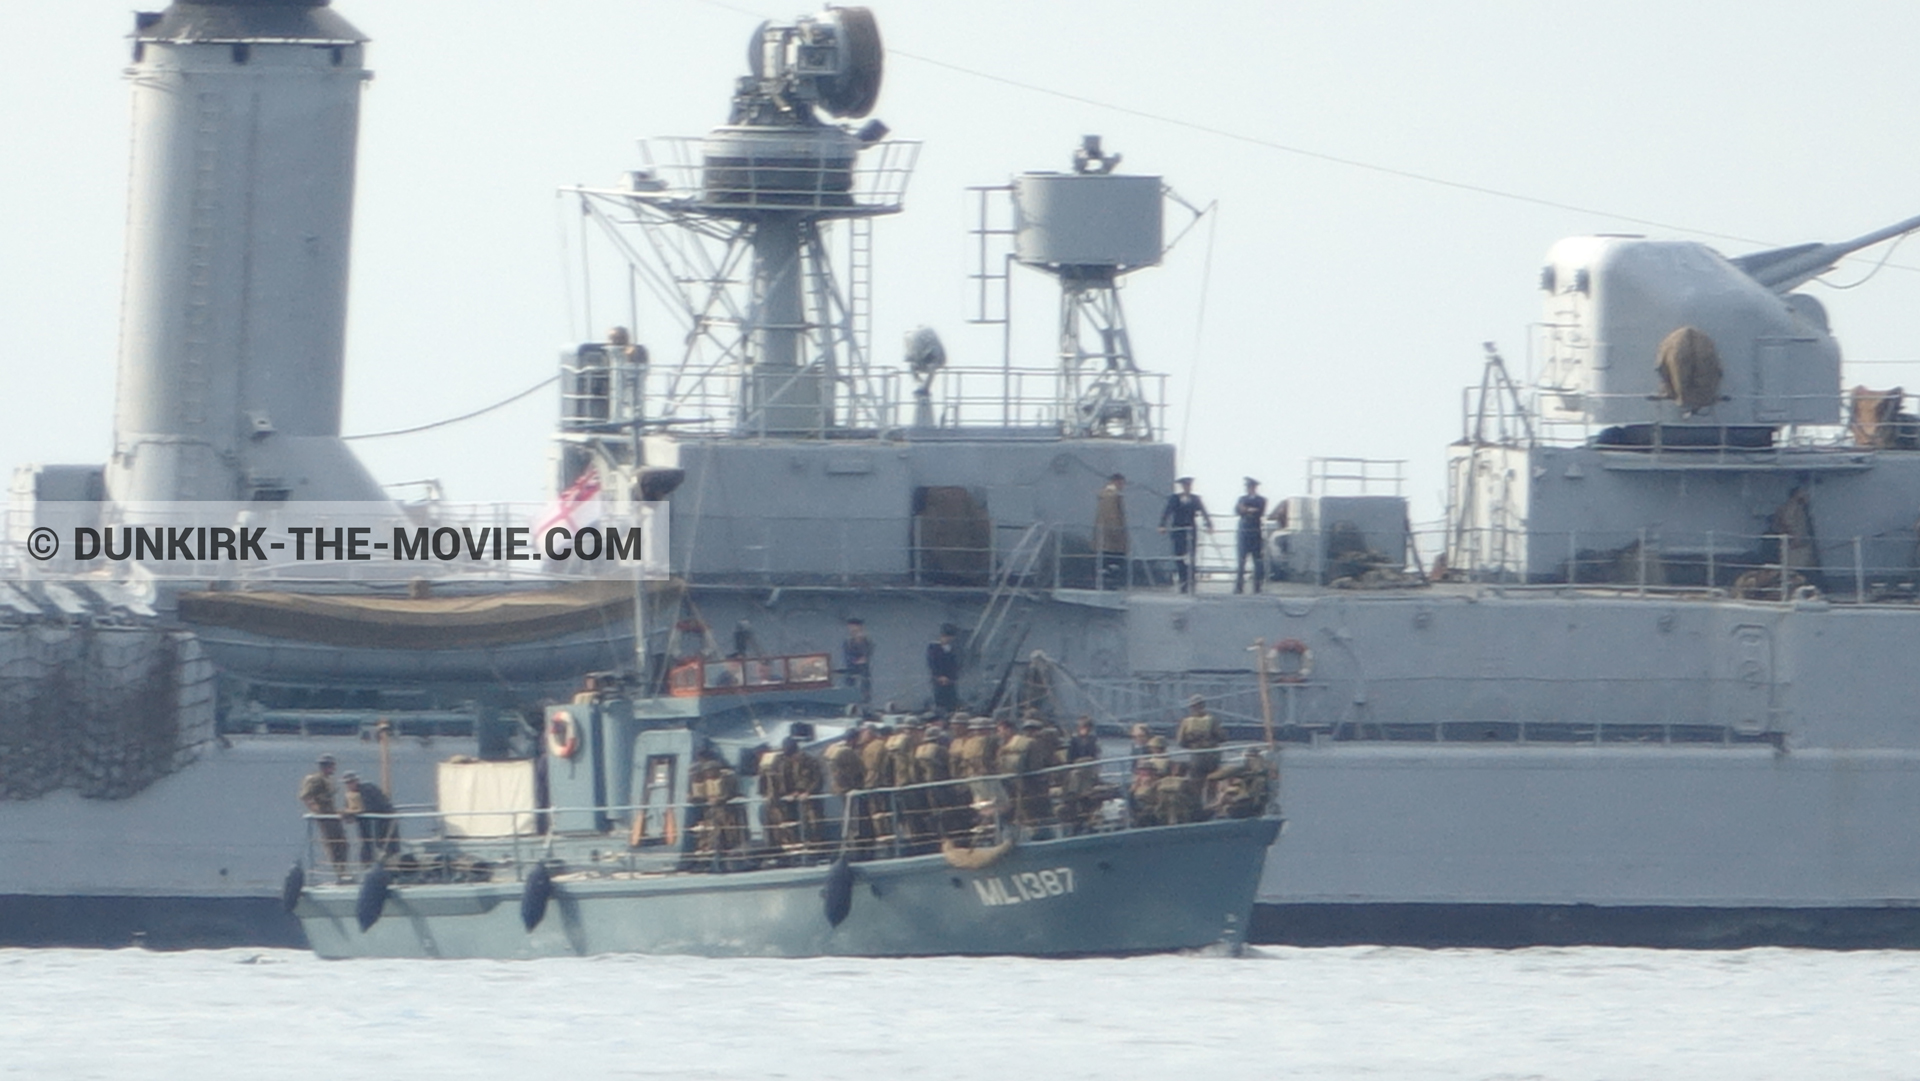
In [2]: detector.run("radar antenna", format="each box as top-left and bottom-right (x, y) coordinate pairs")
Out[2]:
(1011, 137), (1167, 439)
(562, 7), (918, 441)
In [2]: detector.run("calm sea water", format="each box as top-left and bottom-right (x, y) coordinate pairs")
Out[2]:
(4, 946), (1916, 1080)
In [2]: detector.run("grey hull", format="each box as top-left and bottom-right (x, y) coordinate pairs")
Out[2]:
(1252, 902), (1920, 950)
(298, 817), (1280, 959)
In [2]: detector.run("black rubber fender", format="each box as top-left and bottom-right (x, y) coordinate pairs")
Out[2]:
(280, 865), (305, 914)
(823, 857), (855, 927)
(520, 862), (554, 932)
(355, 864), (391, 933)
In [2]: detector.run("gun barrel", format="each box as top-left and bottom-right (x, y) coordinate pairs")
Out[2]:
(1739, 213), (1920, 293)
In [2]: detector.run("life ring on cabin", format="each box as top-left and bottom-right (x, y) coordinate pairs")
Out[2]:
(546, 710), (581, 759)
(1270, 638), (1314, 683)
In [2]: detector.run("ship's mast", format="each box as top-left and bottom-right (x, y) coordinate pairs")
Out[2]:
(559, 7), (916, 453)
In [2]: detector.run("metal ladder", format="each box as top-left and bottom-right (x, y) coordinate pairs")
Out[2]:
(968, 522), (1050, 662)
(848, 217), (873, 365)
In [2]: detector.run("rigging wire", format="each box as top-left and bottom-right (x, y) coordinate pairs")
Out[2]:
(1177, 206), (1220, 454)
(1814, 231), (1913, 290)
(343, 375), (558, 441)
(555, 194), (579, 342)
(886, 48), (1773, 248)
(693, 0), (1912, 279)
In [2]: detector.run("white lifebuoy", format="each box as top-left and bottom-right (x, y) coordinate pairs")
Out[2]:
(546, 710), (581, 759)
(1271, 638), (1314, 683)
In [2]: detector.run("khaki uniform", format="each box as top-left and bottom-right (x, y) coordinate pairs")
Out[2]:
(999, 732), (1054, 826)
(960, 731), (1000, 779)
(693, 765), (745, 857)
(886, 729), (929, 846)
(1216, 758), (1272, 819)
(298, 770), (348, 869)
(1176, 710), (1227, 783)
(775, 749), (825, 850)
(1130, 757), (1166, 826)
(1030, 724), (1064, 768)
(1154, 770), (1199, 824)
(860, 736), (893, 789)
(913, 737), (962, 839)
(757, 749), (792, 847)
(1094, 483), (1128, 554)
(1060, 733), (1105, 833)
(885, 729), (921, 791)
(947, 731), (974, 777)
(825, 739), (864, 795)
(1134, 751), (1196, 824)
(860, 736), (896, 846)
(1095, 482), (1128, 587)
(951, 730), (1002, 831)
(824, 738), (871, 854)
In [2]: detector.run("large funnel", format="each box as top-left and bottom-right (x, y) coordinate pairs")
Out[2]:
(109, 0), (384, 502)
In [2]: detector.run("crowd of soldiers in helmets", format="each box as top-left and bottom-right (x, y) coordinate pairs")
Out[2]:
(680, 621), (1272, 866)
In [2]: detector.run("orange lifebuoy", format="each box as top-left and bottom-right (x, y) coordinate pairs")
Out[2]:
(1271, 638), (1314, 683)
(546, 710), (581, 759)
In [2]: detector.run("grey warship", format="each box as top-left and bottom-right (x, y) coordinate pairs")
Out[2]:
(10, 0), (1920, 951)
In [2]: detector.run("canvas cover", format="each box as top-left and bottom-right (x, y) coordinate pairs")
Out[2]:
(437, 758), (538, 837)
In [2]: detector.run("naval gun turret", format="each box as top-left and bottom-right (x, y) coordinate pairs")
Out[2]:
(1536, 214), (1920, 435)
(1451, 213), (1920, 587)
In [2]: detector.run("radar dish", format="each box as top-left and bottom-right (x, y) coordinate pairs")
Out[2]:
(819, 6), (882, 119)
(747, 20), (770, 79)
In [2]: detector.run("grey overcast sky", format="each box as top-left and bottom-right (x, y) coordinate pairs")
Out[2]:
(5, 1), (1919, 526)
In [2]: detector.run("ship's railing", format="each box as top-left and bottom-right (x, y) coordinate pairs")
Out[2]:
(1306, 457), (1406, 495)
(617, 363), (1167, 440)
(625, 136), (921, 217)
(298, 744), (1275, 881)
(0, 503), (17, 578)
(1465, 383), (1910, 456)
(1126, 518), (1920, 604)
(681, 514), (1248, 591)
(1067, 674), (1790, 747)
(1435, 524), (1920, 602)
(220, 709), (485, 739)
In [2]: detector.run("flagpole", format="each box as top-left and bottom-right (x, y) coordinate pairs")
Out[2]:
(633, 497), (649, 697)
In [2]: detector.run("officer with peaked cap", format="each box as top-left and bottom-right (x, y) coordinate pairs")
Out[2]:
(1160, 476), (1213, 594)
(1233, 477), (1271, 593)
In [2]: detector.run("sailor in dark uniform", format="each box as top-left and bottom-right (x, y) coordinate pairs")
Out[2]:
(1159, 477), (1213, 593)
(1233, 477), (1270, 593)
(926, 623), (961, 715)
(341, 772), (398, 865)
(841, 617), (873, 703)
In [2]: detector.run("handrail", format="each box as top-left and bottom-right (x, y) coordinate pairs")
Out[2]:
(299, 742), (1278, 878)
